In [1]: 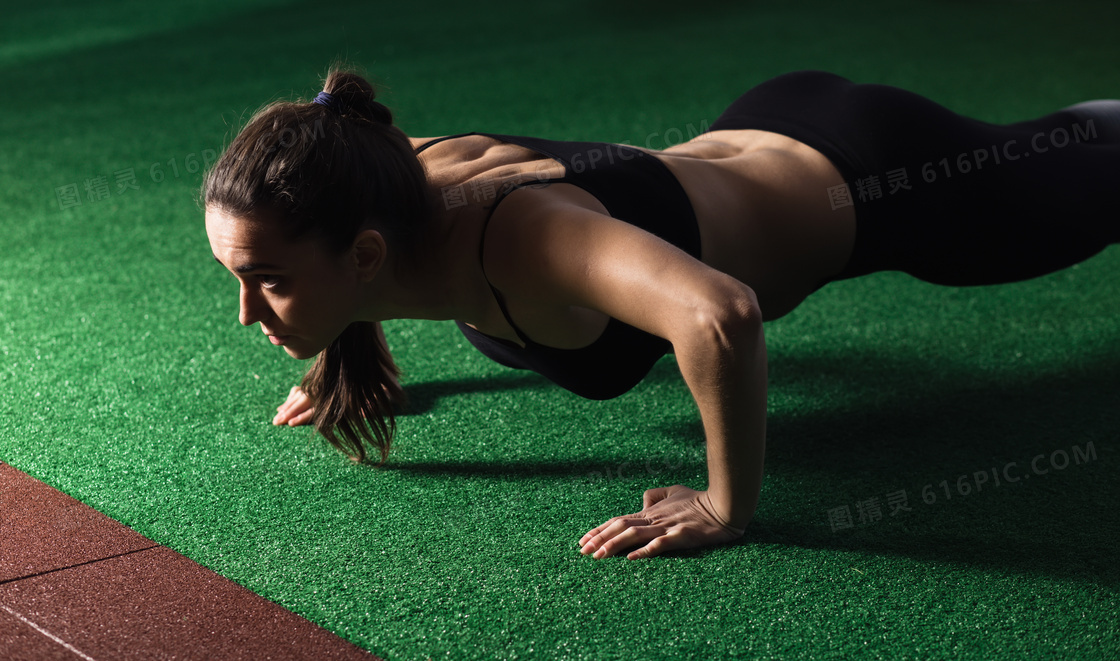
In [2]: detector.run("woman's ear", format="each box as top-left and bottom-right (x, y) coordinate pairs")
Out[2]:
(351, 229), (387, 282)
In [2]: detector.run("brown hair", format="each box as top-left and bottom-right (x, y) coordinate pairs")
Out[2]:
(202, 66), (430, 464)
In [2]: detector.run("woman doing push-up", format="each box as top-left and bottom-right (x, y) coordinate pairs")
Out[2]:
(203, 68), (1119, 559)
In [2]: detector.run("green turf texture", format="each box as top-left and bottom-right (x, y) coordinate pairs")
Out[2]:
(2, 0), (1118, 659)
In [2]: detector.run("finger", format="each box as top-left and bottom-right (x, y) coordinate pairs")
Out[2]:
(578, 524), (612, 552)
(626, 531), (689, 560)
(579, 519), (617, 547)
(278, 387), (297, 409)
(277, 390), (310, 419)
(273, 399), (303, 424)
(579, 515), (638, 550)
(592, 525), (663, 560)
(285, 388), (306, 410)
(580, 517), (647, 556)
(287, 407), (315, 426)
(579, 512), (633, 547)
(285, 386), (306, 406)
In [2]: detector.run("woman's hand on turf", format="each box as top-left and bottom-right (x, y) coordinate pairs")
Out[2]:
(273, 385), (314, 426)
(578, 485), (746, 560)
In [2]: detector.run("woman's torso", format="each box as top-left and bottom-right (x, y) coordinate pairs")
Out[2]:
(414, 130), (856, 345)
(643, 129), (856, 314)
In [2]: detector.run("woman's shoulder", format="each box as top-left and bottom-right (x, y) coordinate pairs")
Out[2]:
(417, 133), (567, 191)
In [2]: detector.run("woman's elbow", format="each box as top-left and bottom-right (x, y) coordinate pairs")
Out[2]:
(694, 285), (763, 353)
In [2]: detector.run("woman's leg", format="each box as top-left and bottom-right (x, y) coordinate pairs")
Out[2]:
(705, 72), (1118, 287)
(1061, 99), (1120, 143)
(832, 84), (1120, 286)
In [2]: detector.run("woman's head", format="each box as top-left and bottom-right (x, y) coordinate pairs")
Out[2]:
(202, 66), (420, 464)
(204, 67), (430, 257)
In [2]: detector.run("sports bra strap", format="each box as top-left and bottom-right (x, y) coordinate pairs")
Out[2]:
(413, 132), (480, 153)
(476, 178), (572, 348)
(414, 131), (613, 347)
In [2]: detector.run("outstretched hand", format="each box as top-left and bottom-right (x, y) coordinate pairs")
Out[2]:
(273, 385), (314, 426)
(578, 485), (746, 560)
(271, 377), (402, 427)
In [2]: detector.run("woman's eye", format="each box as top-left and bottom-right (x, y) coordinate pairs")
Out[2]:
(258, 275), (282, 288)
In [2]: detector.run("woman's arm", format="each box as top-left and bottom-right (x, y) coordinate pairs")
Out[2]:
(483, 186), (768, 559)
(673, 281), (767, 533)
(580, 285), (766, 559)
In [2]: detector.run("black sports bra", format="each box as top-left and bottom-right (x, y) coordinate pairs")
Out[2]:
(415, 132), (701, 400)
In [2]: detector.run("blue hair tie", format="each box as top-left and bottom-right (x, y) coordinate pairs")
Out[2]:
(313, 91), (342, 112)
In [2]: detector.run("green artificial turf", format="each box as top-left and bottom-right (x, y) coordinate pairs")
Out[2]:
(2, 0), (1118, 658)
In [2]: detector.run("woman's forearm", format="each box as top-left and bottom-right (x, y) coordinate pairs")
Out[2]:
(673, 301), (768, 530)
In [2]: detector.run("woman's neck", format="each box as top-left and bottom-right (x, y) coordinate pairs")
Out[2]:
(354, 187), (490, 326)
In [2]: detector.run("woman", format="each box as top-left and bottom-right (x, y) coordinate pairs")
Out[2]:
(203, 68), (1119, 560)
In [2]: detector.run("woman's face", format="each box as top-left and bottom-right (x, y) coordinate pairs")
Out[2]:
(206, 208), (359, 360)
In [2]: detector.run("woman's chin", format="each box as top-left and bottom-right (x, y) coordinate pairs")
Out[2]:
(281, 341), (321, 360)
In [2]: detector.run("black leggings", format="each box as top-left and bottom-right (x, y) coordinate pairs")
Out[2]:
(706, 71), (1120, 287)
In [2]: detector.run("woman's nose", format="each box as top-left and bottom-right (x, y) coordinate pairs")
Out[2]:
(238, 284), (268, 327)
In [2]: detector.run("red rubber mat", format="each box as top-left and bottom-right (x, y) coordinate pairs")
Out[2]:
(0, 462), (381, 660)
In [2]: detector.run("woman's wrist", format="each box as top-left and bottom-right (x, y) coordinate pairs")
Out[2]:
(699, 489), (751, 535)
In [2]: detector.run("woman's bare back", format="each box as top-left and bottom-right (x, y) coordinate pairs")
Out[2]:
(414, 129), (857, 322)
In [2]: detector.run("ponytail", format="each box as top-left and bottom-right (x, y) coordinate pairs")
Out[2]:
(301, 321), (405, 464)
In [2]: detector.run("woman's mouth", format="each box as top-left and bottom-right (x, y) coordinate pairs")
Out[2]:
(268, 335), (291, 346)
